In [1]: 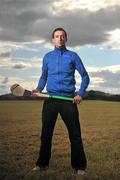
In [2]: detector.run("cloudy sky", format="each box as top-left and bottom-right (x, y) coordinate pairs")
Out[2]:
(0, 0), (120, 95)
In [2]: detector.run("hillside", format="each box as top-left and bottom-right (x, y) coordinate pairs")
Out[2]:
(0, 90), (120, 101)
(85, 90), (120, 101)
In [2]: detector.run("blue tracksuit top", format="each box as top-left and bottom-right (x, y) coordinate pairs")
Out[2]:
(37, 46), (90, 97)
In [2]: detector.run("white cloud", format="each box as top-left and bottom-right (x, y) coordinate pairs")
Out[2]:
(0, 64), (120, 95)
(75, 65), (120, 94)
(0, 75), (38, 95)
(0, 58), (31, 69)
(0, 53), (42, 69)
(90, 77), (105, 84)
(88, 65), (120, 94)
(53, 0), (120, 12)
(105, 29), (120, 49)
(87, 64), (120, 73)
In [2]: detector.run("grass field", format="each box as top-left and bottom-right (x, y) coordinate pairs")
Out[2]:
(0, 100), (120, 180)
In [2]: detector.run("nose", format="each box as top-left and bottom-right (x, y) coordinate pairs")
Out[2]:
(59, 36), (63, 41)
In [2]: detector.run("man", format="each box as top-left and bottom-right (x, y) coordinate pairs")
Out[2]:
(33, 27), (90, 175)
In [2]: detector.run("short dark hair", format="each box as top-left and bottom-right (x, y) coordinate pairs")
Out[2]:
(52, 27), (67, 38)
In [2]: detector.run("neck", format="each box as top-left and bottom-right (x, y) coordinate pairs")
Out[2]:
(55, 45), (66, 49)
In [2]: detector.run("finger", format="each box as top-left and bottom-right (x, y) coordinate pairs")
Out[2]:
(73, 98), (79, 104)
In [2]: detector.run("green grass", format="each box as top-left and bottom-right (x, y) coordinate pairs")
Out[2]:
(0, 100), (120, 180)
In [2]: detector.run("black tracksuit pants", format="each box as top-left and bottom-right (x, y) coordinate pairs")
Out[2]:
(36, 99), (87, 170)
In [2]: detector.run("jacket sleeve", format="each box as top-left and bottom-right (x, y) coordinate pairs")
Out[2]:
(37, 55), (48, 92)
(74, 53), (90, 97)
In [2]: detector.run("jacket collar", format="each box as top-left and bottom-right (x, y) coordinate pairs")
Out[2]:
(54, 46), (67, 53)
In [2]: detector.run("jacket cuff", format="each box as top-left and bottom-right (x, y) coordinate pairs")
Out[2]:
(75, 91), (84, 97)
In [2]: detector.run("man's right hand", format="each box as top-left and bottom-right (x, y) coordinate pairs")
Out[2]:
(32, 89), (39, 93)
(32, 89), (39, 96)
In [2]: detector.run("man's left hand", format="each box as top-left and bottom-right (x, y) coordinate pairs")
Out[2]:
(73, 95), (82, 104)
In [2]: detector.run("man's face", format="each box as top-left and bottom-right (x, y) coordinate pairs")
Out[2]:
(52, 30), (67, 48)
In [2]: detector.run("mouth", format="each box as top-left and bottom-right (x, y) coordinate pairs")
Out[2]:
(59, 41), (64, 43)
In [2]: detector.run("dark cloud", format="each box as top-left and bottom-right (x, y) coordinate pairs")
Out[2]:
(12, 61), (32, 69)
(2, 77), (9, 84)
(0, 52), (11, 58)
(0, 84), (6, 89)
(0, 0), (52, 41)
(0, 0), (120, 46)
(13, 64), (26, 69)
